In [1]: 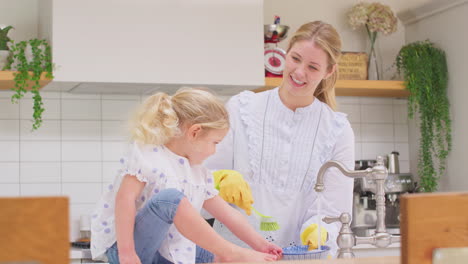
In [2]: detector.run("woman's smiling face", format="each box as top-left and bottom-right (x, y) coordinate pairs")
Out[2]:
(282, 39), (335, 97)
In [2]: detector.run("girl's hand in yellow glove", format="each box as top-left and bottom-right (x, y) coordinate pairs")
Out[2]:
(212, 169), (254, 215)
(300, 224), (328, 250)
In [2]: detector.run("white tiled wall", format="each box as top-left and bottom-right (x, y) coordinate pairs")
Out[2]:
(337, 96), (410, 173)
(0, 90), (409, 241)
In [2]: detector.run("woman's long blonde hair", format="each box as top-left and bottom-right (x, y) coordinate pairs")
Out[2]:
(130, 87), (229, 145)
(287, 21), (342, 110)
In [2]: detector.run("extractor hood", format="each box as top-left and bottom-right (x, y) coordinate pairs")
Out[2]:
(40, 0), (264, 95)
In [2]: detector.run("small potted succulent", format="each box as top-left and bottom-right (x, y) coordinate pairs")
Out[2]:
(0, 25), (13, 70)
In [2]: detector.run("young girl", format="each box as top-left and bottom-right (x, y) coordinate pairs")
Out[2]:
(91, 88), (282, 264)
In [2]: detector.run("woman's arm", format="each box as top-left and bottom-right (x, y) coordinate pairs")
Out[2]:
(203, 196), (282, 255)
(115, 175), (145, 260)
(300, 122), (355, 245)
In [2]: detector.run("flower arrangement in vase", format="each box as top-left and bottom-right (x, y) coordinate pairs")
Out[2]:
(348, 2), (397, 80)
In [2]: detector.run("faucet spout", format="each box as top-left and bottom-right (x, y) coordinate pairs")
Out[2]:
(314, 160), (373, 193)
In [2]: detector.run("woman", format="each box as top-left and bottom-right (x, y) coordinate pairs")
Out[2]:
(205, 21), (355, 256)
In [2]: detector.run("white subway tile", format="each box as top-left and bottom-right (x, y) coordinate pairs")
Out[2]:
(0, 98), (19, 119)
(20, 120), (60, 140)
(399, 160), (410, 173)
(102, 121), (128, 141)
(0, 162), (19, 183)
(394, 143), (410, 160)
(62, 141), (101, 161)
(0, 184), (20, 196)
(393, 98), (408, 105)
(393, 105), (409, 124)
(339, 104), (361, 123)
(361, 143), (395, 160)
(20, 141), (60, 161)
(394, 124), (409, 142)
(102, 162), (120, 182)
(102, 94), (141, 100)
(0, 91), (15, 98)
(21, 183), (61, 196)
(0, 120), (19, 140)
(62, 121), (101, 141)
(351, 123), (361, 142)
(62, 100), (101, 120)
(102, 100), (139, 121)
(20, 162), (61, 183)
(0, 141), (19, 161)
(361, 124), (394, 142)
(361, 105), (393, 123)
(21, 92), (61, 99)
(62, 93), (101, 100)
(354, 143), (362, 160)
(360, 97), (393, 105)
(62, 162), (102, 182)
(102, 141), (127, 162)
(337, 96), (360, 104)
(62, 183), (102, 204)
(20, 99), (61, 120)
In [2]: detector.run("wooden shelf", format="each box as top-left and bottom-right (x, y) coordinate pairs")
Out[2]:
(254, 77), (409, 97)
(0, 71), (52, 91)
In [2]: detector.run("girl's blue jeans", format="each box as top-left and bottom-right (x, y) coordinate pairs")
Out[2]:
(105, 188), (214, 264)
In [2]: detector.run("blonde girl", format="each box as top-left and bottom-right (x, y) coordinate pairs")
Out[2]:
(91, 88), (282, 264)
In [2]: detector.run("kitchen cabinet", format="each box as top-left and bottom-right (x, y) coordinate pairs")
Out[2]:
(48, 0), (264, 90)
(254, 77), (409, 97)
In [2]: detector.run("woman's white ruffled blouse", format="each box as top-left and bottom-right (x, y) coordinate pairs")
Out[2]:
(205, 88), (355, 256)
(91, 143), (218, 263)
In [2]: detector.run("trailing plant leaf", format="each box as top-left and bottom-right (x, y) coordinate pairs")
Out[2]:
(396, 40), (451, 192)
(5, 39), (53, 130)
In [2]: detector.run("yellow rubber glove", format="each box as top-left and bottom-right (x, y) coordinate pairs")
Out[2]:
(300, 224), (328, 250)
(213, 169), (254, 215)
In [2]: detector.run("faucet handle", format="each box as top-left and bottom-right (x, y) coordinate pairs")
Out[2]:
(323, 213), (352, 225)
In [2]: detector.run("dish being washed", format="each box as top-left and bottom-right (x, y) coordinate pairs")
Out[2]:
(281, 245), (330, 260)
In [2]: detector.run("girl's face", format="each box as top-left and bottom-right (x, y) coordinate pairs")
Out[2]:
(282, 39), (335, 97)
(187, 127), (228, 165)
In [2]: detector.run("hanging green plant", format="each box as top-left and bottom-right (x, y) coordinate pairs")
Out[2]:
(396, 40), (451, 192)
(4, 39), (53, 130)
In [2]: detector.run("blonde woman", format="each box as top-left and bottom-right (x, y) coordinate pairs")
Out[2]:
(91, 88), (282, 264)
(205, 21), (355, 257)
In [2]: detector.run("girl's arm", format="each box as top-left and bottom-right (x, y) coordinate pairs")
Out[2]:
(115, 175), (146, 260)
(203, 196), (282, 255)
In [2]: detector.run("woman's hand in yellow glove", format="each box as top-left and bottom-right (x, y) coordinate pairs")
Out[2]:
(300, 224), (328, 250)
(212, 169), (254, 215)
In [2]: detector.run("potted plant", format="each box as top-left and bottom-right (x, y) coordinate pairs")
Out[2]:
(0, 25), (13, 70)
(4, 38), (53, 130)
(396, 40), (451, 192)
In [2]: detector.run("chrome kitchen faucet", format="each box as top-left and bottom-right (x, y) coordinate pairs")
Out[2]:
(314, 156), (400, 258)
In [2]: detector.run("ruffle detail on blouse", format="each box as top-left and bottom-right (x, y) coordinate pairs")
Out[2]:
(237, 90), (270, 182)
(118, 142), (150, 183)
(299, 105), (349, 191)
